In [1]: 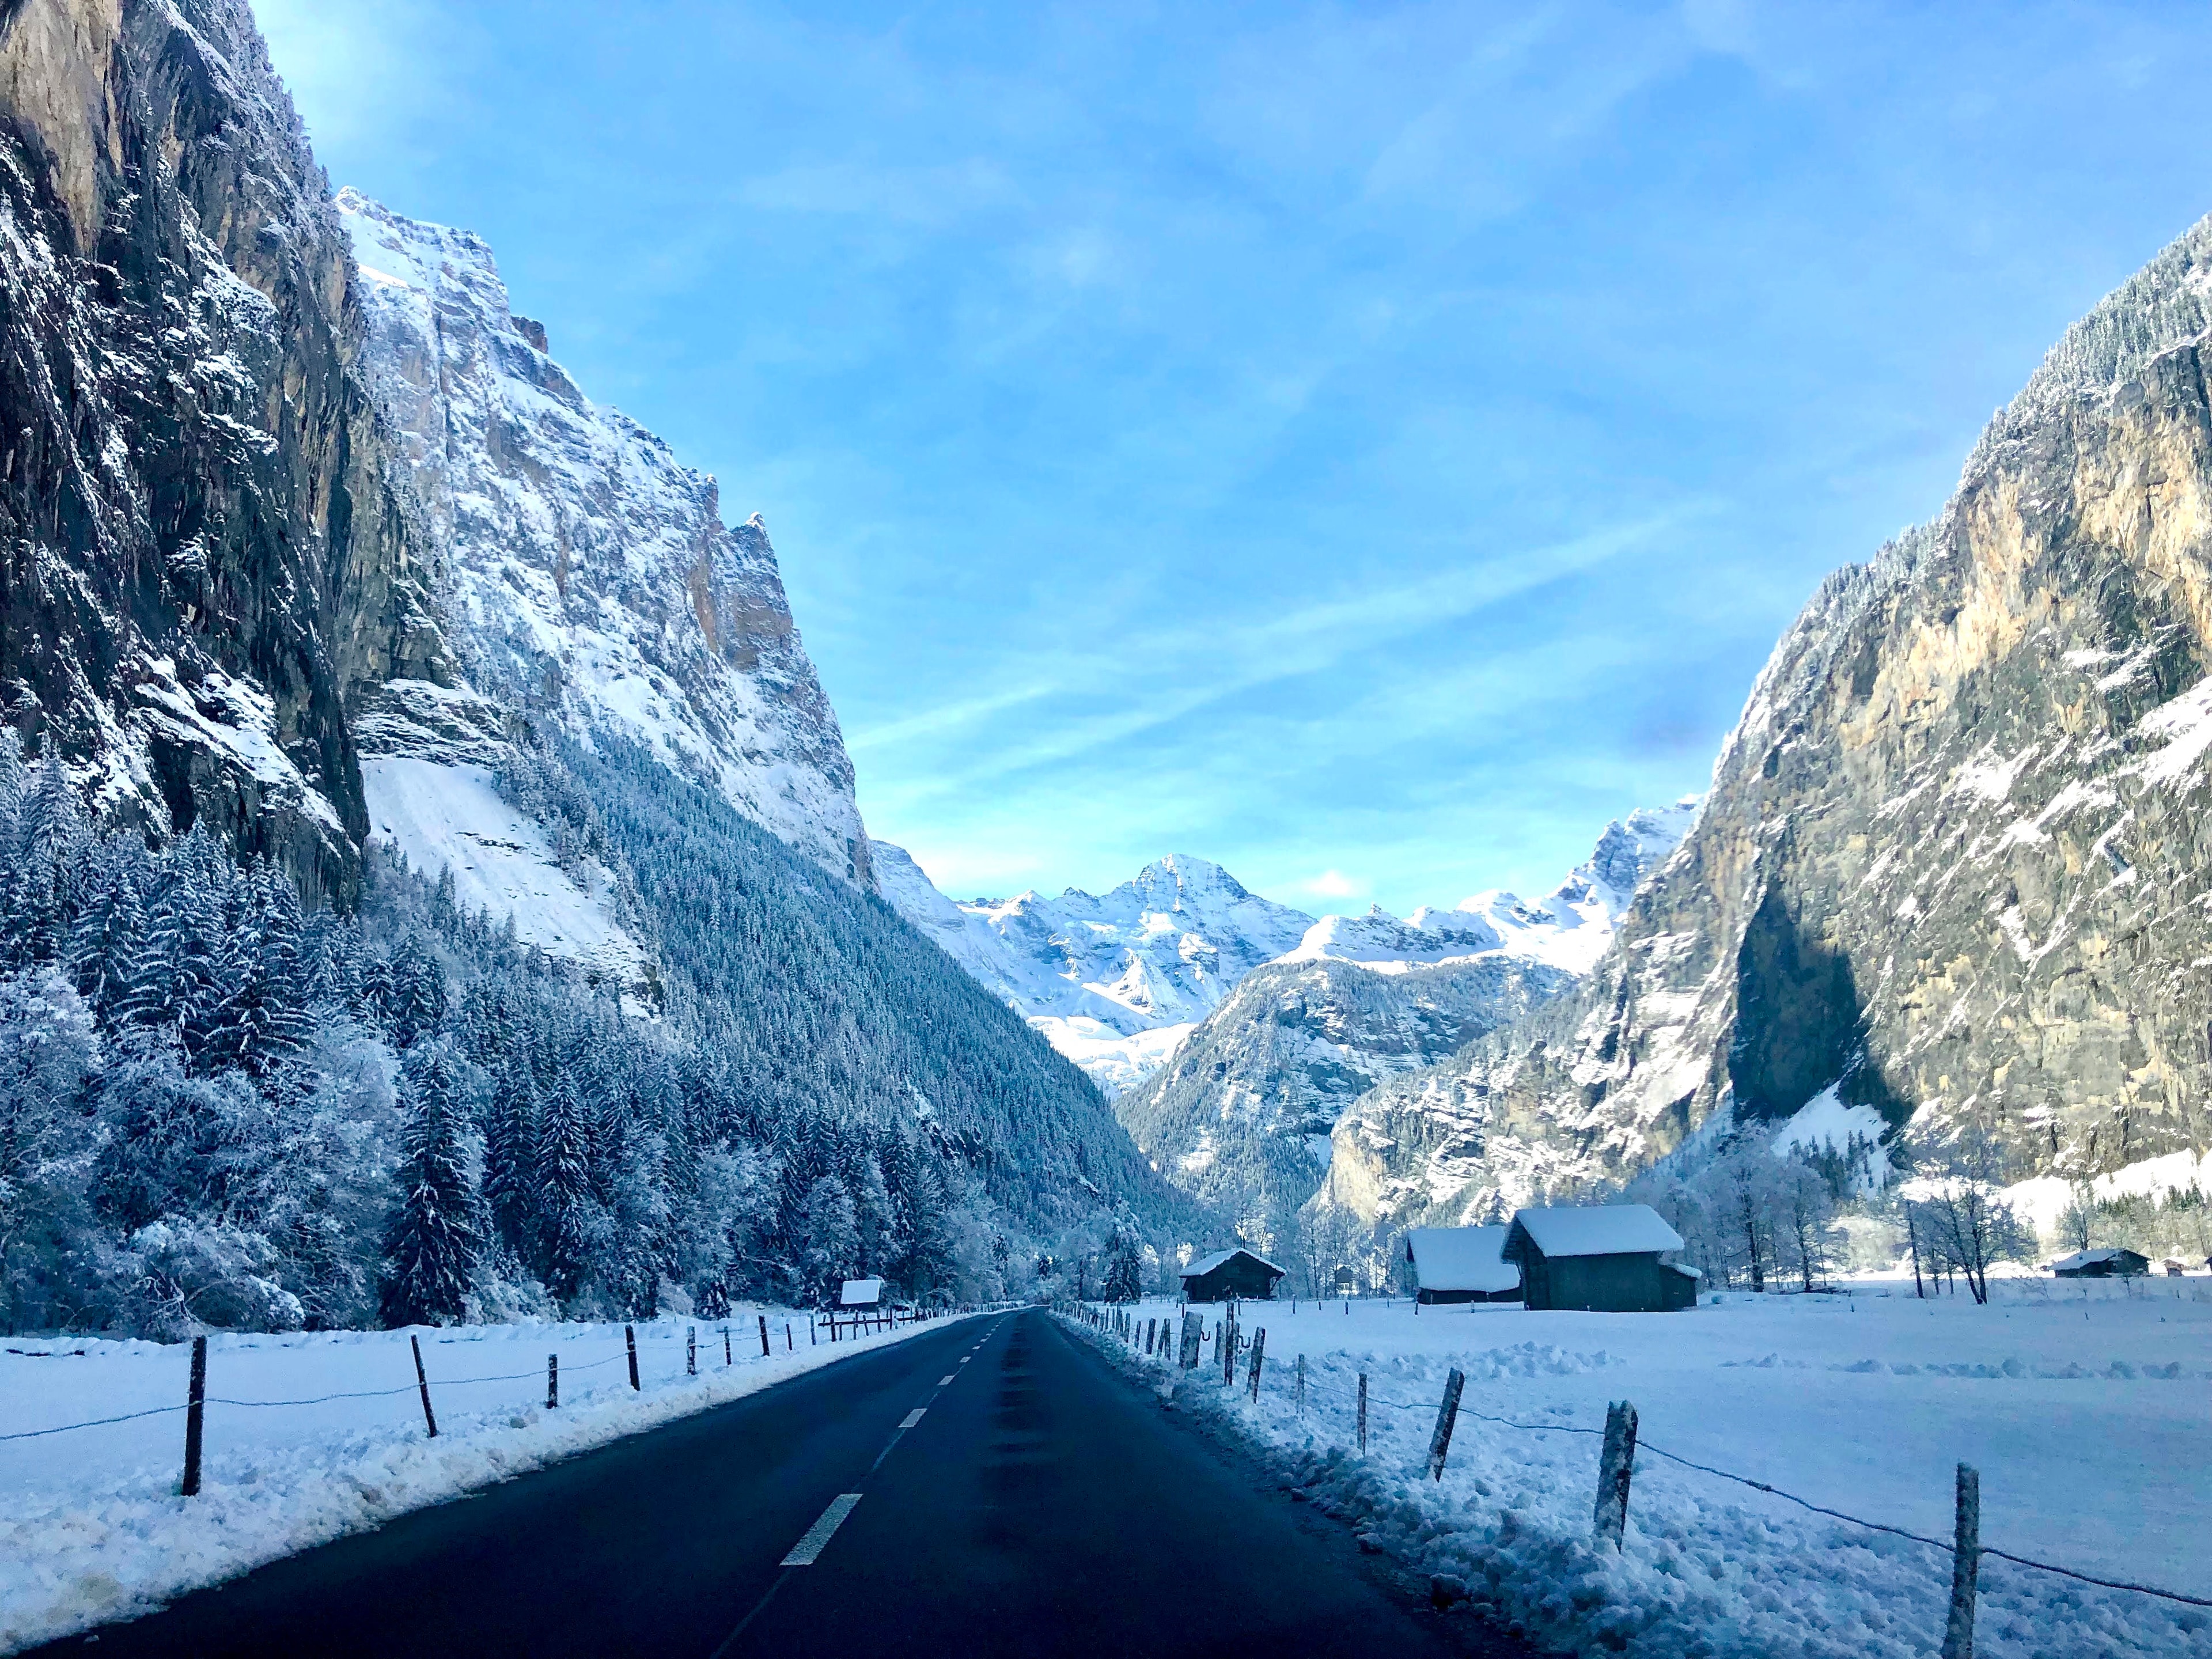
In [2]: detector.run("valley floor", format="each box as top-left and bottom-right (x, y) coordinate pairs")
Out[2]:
(0, 1306), (941, 1653)
(1089, 1274), (2211, 1657)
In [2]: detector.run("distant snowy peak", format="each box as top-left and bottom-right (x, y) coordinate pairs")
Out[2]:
(336, 189), (869, 887)
(869, 842), (1315, 1093)
(1285, 797), (1700, 977)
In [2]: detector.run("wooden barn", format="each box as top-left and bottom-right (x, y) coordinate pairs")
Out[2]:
(1502, 1205), (1700, 1313)
(1405, 1226), (1522, 1304)
(1179, 1248), (1285, 1303)
(2050, 1248), (2150, 1278)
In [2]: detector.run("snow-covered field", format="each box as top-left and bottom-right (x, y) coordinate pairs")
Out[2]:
(1077, 1277), (2211, 1657)
(0, 1308), (970, 1653)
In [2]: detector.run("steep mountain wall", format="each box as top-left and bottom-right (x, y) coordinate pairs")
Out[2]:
(1324, 218), (2212, 1229)
(338, 191), (869, 886)
(1115, 953), (1566, 1247)
(0, 0), (444, 899)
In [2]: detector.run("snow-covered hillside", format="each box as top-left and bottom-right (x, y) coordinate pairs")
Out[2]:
(870, 843), (1314, 1094)
(361, 757), (647, 989)
(1285, 799), (1699, 976)
(338, 191), (870, 904)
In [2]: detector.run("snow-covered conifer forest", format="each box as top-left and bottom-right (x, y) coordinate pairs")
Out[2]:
(0, 728), (1191, 1341)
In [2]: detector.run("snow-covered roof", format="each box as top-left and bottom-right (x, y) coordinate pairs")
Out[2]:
(1506, 1205), (1684, 1259)
(2048, 1248), (2147, 1271)
(839, 1278), (885, 1306)
(1180, 1248), (1285, 1279)
(1404, 1227), (1521, 1294)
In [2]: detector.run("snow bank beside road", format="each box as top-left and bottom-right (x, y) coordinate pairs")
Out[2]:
(1074, 1282), (2210, 1657)
(0, 1309), (969, 1653)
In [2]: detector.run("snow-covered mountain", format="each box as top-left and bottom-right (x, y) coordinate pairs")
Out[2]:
(1106, 808), (1688, 1241)
(870, 843), (1315, 1094)
(338, 191), (870, 916)
(1284, 800), (1699, 975)
(1321, 216), (2212, 1232)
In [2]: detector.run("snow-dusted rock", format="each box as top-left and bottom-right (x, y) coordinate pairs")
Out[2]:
(338, 190), (869, 888)
(869, 842), (1315, 1093)
(1324, 216), (2212, 1228)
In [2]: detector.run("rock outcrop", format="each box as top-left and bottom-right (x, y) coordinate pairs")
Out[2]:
(337, 190), (870, 885)
(0, 0), (444, 899)
(1323, 217), (2212, 1228)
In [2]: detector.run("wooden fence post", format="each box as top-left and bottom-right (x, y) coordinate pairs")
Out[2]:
(1248, 1328), (1266, 1402)
(724, 1327), (732, 1366)
(786, 1321), (794, 1352)
(1425, 1368), (1465, 1480)
(411, 1335), (439, 1438)
(624, 1324), (640, 1391)
(180, 1334), (207, 1497)
(1593, 1400), (1638, 1549)
(687, 1325), (697, 1376)
(1941, 1464), (1980, 1659)
(1357, 1372), (1368, 1454)
(759, 1314), (770, 1357)
(1297, 1354), (1305, 1415)
(547, 1354), (558, 1410)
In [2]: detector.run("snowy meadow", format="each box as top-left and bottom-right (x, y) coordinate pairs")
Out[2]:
(0, 1308), (975, 1653)
(1077, 1277), (2211, 1658)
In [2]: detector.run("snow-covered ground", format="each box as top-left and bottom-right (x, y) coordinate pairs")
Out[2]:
(0, 1308), (972, 1653)
(1076, 1277), (2209, 1657)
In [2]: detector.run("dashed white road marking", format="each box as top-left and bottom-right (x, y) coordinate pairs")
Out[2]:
(781, 1494), (861, 1566)
(899, 1408), (926, 1429)
(940, 1375), (955, 1385)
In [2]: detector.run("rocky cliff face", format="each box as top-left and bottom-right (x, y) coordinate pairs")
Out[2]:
(0, 0), (444, 897)
(1323, 218), (2212, 1229)
(1114, 953), (1566, 1247)
(337, 191), (870, 885)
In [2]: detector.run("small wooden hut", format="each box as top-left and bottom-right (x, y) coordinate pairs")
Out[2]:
(2050, 1248), (2149, 1278)
(1404, 1226), (1522, 1304)
(1179, 1248), (1285, 1303)
(1502, 1205), (1699, 1313)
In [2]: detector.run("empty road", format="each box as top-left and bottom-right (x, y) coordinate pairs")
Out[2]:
(33, 1310), (1533, 1658)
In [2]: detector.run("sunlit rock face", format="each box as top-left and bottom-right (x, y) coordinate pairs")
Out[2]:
(1325, 218), (2212, 1229)
(338, 190), (870, 887)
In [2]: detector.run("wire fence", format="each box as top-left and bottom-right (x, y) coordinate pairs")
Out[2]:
(0, 1305), (960, 1453)
(1071, 1301), (2212, 1623)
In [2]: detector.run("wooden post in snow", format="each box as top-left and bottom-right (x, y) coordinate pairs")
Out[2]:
(1357, 1372), (1368, 1454)
(180, 1335), (207, 1497)
(759, 1313), (771, 1357)
(1296, 1353), (1305, 1415)
(687, 1325), (697, 1376)
(723, 1327), (732, 1366)
(1425, 1368), (1465, 1480)
(1941, 1464), (1980, 1659)
(547, 1353), (559, 1409)
(1248, 1328), (1266, 1401)
(1593, 1400), (1638, 1549)
(411, 1334), (438, 1438)
(624, 1324), (639, 1391)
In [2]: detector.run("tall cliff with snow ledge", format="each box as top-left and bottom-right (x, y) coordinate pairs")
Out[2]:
(336, 190), (869, 907)
(0, 0), (445, 901)
(1320, 217), (2212, 1232)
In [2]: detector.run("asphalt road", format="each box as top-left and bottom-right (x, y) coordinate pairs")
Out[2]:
(35, 1310), (1536, 1658)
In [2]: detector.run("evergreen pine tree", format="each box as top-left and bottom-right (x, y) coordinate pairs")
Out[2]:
(482, 1067), (538, 1258)
(536, 1074), (597, 1305)
(381, 1039), (482, 1327)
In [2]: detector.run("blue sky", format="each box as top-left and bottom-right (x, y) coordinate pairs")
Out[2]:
(259, 1), (2212, 913)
